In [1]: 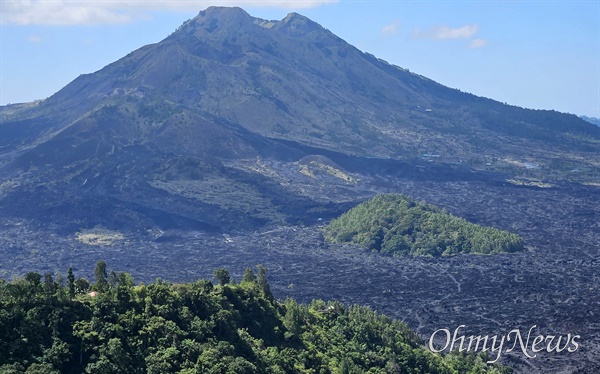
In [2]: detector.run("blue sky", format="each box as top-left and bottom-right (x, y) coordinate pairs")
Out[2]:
(1, 1), (599, 117)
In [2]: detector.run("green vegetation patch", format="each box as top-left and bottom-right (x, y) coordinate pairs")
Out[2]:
(324, 194), (525, 256)
(0, 262), (510, 373)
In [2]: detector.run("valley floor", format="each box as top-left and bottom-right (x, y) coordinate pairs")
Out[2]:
(1, 223), (598, 373)
(1, 178), (598, 373)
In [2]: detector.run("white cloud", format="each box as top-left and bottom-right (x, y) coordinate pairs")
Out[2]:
(1, 0), (338, 25)
(380, 19), (400, 35)
(2, 1), (131, 25)
(414, 24), (479, 40)
(469, 38), (487, 49)
(27, 34), (43, 43)
(435, 24), (478, 39)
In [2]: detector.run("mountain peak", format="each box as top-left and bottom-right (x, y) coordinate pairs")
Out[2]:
(168, 7), (326, 38)
(189, 6), (254, 33)
(283, 12), (309, 21)
(200, 6), (250, 19)
(277, 11), (323, 35)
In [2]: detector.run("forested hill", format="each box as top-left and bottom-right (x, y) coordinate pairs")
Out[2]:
(0, 262), (511, 373)
(324, 194), (525, 256)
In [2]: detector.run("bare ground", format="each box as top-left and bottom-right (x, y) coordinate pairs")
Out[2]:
(1, 175), (598, 373)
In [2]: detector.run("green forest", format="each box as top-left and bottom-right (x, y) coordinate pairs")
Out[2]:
(0, 261), (511, 373)
(324, 194), (525, 257)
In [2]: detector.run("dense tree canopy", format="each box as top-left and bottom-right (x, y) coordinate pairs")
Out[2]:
(324, 194), (525, 256)
(0, 262), (511, 373)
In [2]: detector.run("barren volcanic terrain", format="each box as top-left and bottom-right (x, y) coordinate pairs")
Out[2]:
(2, 160), (598, 373)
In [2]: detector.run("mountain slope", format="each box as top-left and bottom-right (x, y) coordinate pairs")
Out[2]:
(1, 6), (598, 233)
(3, 7), (598, 158)
(0, 264), (511, 373)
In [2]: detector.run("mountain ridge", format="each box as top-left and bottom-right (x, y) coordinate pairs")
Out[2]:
(3, 7), (598, 151)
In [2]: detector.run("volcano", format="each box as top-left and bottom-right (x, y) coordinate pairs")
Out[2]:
(1, 6), (598, 233)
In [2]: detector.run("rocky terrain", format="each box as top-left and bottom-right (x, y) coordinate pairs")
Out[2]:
(1, 163), (598, 373)
(1, 6), (598, 373)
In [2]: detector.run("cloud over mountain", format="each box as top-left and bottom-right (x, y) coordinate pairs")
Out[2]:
(381, 19), (400, 35)
(414, 23), (479, 40)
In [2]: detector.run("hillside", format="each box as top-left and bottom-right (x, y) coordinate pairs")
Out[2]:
(0, 263), (510, 373)
(324, 194), (525, 256)
(3, 7), (598, 161)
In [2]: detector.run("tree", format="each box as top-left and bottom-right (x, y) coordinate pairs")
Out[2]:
(74, 278), (91, 294)
(25, 272), (42, 289)
(283, 300), (302, 339)
(256, 265), (273, 300)
(54, 273), (67, 301)
(43, 273), (56, 297)
(213, 268), (230, 286)
(85, 338), (132, 374)
(42, 339), (71, 370)
(145, 347), (180, 374)
(24, 363), (59, 374)
(94, 260), (108, 292)
(67, 267), (75, 300)
(241, 268), (256, 284)
(116, 273), (134, 306)
(109, 271), (118, 289)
